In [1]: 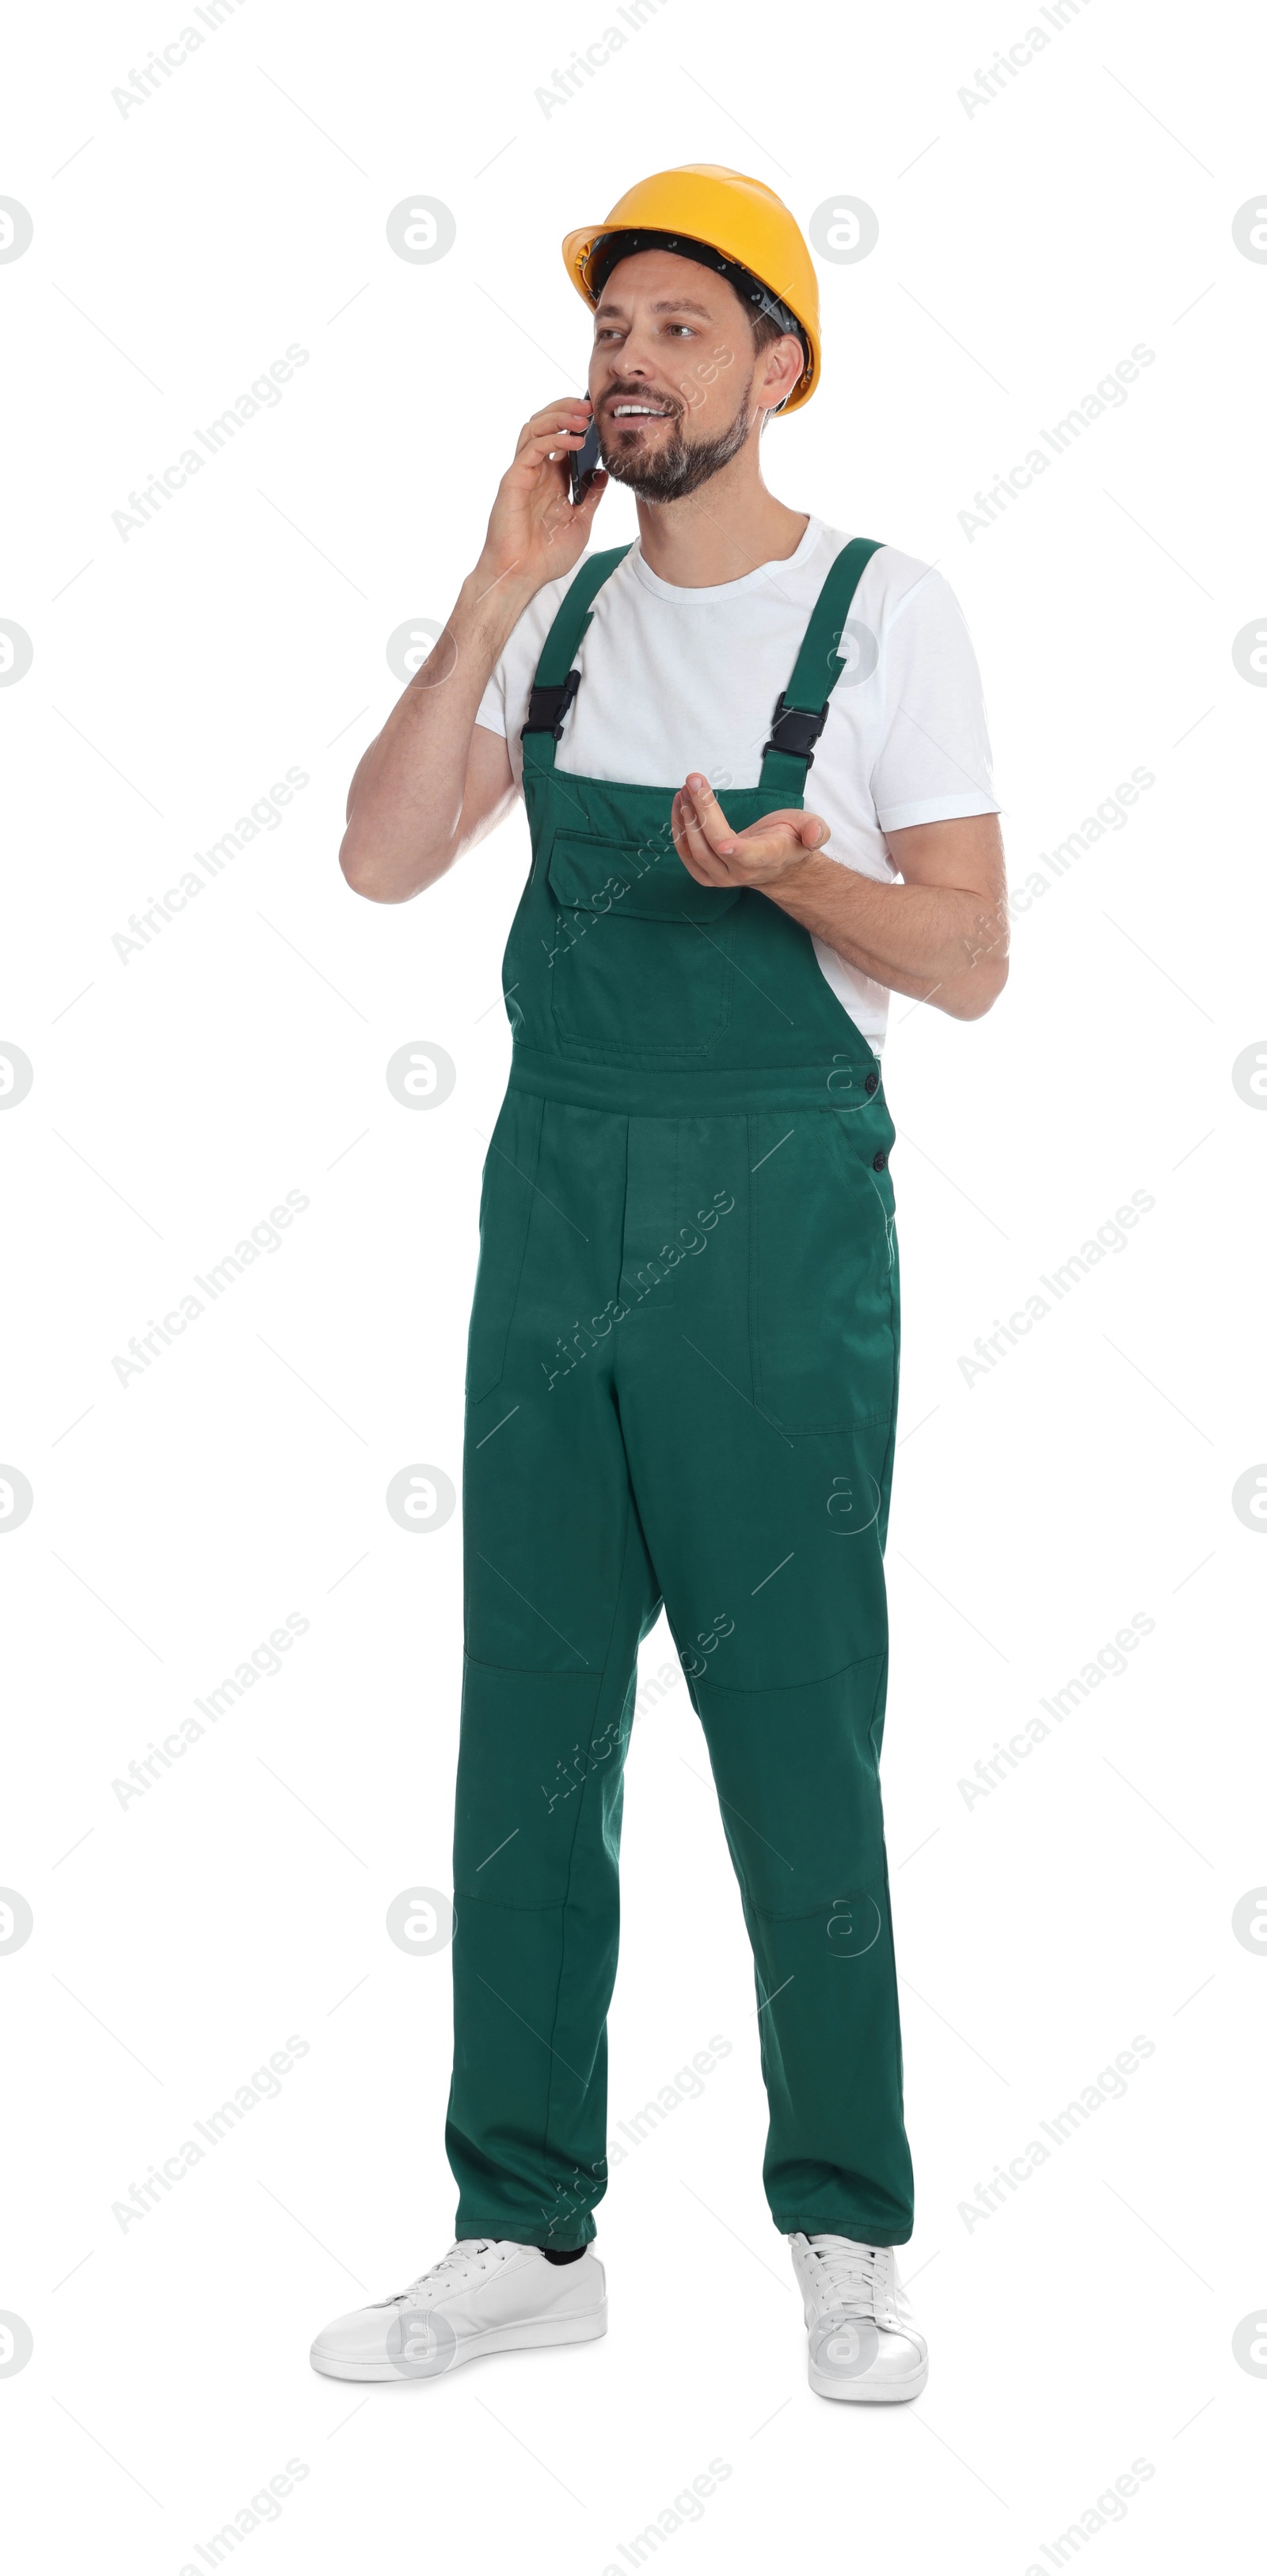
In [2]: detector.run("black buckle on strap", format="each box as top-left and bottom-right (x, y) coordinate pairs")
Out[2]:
(522, 669), (581, 741)
(763, 692), (828, 766)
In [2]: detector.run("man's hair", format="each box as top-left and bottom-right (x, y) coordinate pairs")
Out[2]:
(750, 310), (786, 359)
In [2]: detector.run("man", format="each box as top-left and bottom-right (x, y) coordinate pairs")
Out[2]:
(311, 165), (1006, 2404)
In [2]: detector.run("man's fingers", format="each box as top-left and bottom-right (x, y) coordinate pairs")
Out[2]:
(675, 791), (723, 867)
(515, 401), (592, 455)
(672, 786), (823, 885)
(672, 793), (709, 870)
(672, 792), (731, 882)
(683, 772), (738, 856)
(517, 403), (585, 437)
(518, 428), (592, 470)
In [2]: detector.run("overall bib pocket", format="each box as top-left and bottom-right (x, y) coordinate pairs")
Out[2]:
(546, 835), (741, 1058)
(750, 1106), (897, 1435)
(465, 1092), (543, 1404)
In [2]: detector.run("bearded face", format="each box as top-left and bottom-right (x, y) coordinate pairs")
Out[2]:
(597, 366), (759, 502)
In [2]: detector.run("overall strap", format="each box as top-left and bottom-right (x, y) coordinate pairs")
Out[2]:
(758, 535), (885, 800)
(521, 546), (632, 771)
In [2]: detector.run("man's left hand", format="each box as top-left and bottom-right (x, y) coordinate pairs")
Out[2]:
(672, 772), (828, 888)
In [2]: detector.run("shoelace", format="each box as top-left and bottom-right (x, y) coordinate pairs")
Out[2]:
(805, 2237), (915, 2333)
(806, 2239), (881, 2317)
(819, 2246), (916, 2349)
(392, 2239), (496, 2304)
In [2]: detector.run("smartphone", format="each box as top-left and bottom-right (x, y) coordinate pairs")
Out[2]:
(569, 415), (603, 506)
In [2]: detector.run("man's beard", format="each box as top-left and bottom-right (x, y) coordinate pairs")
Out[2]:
(599, 371), (757, 501)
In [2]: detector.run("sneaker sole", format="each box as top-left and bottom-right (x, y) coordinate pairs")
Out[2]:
(310, 2303), (607, 2383)
(809, 2354), (928, 2404)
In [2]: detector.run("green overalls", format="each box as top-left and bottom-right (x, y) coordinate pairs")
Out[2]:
(447, 537), (914, 2250)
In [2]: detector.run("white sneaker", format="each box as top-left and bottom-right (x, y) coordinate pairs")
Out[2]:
(310, 2239), (607, 2382)
(789, 2232), (928, 2403)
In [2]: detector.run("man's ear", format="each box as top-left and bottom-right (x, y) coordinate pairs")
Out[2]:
(757, 333), (806, 419)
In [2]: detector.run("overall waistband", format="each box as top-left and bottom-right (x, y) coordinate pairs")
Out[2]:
(507, 1044), (884, 1118)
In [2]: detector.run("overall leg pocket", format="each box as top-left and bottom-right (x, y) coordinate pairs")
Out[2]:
(750, 1106), (897, 1435)
(465, 1092), (543, 1405)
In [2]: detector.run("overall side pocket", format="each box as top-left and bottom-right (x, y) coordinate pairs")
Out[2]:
(751, 1105), (897, 1436)
(465, 1093), (543, 1405)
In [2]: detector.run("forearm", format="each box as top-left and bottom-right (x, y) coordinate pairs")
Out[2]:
(340, 561), (534, 904)
(766, 850), (1009, 1020)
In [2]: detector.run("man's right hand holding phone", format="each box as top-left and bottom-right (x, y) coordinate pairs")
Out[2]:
(476, 397), (607, 600)
(338, 401), (607, 902)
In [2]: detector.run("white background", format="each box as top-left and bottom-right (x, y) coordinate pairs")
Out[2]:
(2, 0), (1265, 2569)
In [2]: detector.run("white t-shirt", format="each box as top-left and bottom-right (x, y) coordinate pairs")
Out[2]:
(476, 516), (999, 1050)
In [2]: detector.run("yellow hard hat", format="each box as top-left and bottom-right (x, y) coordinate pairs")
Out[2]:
(562, 164), (821, 413)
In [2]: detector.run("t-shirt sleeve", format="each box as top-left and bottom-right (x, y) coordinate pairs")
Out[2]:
(476, 626), (533, 786)
(474, 574), (576, 777)
(475, 659), (508, 739)
(870, 569), (999, 833)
